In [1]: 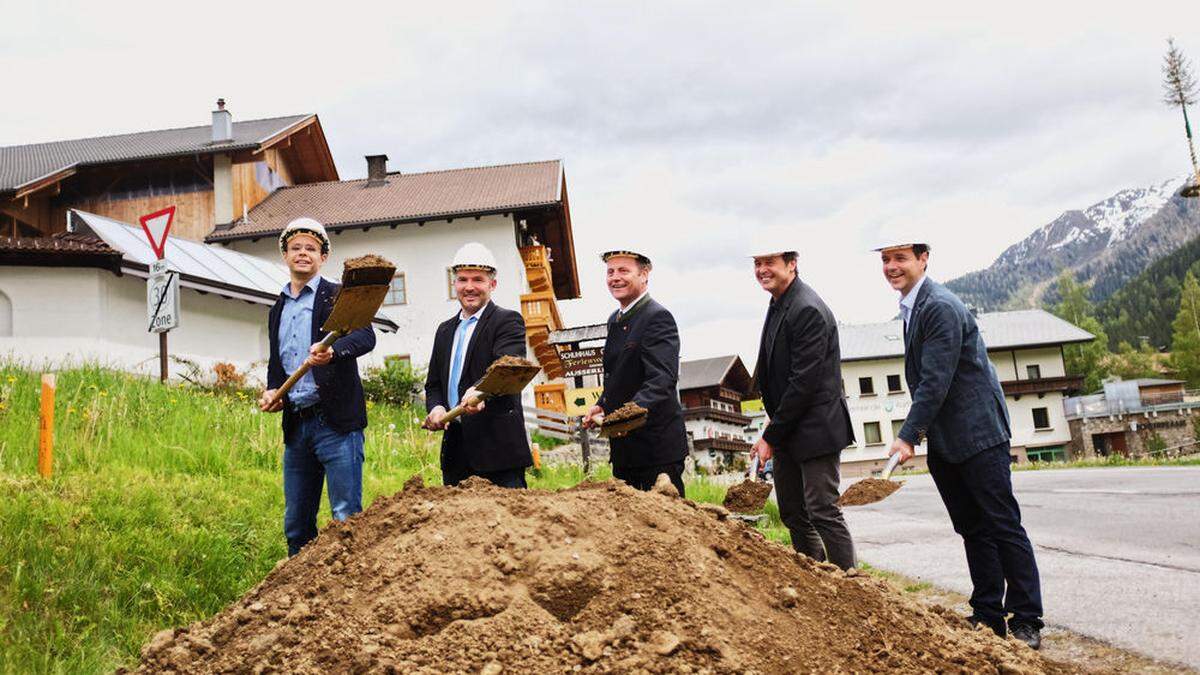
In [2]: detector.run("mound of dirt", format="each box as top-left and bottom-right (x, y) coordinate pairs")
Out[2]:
(133, 477), (1066, 674)
(838, 478), (904, 507)
(722, 480), (773, 513)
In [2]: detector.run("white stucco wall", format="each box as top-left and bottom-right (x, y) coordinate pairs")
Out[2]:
(841, 347), (1074, 462)
(0, 266), (270, 382)
(223, 214), (528, 372)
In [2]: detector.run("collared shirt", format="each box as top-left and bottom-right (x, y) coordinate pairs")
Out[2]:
(618, 290), (649, 319)
(899, 274), (928, 331)
(280, 275), (323, 408)
(448, 301), (490, 384)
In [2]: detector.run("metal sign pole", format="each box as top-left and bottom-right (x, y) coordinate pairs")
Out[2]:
(160, 332), (168, 383)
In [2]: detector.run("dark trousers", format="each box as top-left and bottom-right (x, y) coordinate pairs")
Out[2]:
(928, 442), (1043, 632)
(773, 448), (856, 570)
(613, 460), (686, 498)
(440, 426), (527, 488)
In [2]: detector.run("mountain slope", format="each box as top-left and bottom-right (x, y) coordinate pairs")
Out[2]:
(947, 177), (1198, 310)
(1096, 232), (1200, 350)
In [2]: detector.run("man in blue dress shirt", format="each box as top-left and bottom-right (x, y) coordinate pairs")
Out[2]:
(258, 217), (377, 556)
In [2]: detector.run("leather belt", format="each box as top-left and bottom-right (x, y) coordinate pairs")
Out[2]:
(291, 403), (323, 420)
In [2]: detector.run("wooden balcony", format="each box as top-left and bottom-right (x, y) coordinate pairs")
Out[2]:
(520, 245), (555, 294)
(1001, 375), (1085, 397)
(520, 245), (568, 385)
(692, 437), (753, 453)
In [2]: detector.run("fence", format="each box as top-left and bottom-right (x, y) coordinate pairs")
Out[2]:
(1064, 389), (1200, 419)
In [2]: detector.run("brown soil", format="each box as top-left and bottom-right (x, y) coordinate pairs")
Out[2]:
(132, 477), (1071, 674)
(482, 355), (538, 378)
(341, 255), (397, 287)
(342, 254), (394, 270)
(838, 478), (904, 507)
(604, 401), (648, 424)
(722, 480), (773, 513)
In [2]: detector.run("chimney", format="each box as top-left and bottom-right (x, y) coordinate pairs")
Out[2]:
(365, 154), (389, 187)
(212, 98), (233, 144)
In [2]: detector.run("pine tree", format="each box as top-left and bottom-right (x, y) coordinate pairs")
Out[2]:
(1051, 271), (1111, 392)
(1170, 271), (1200, 386)
(1163, 37), (1200, 192)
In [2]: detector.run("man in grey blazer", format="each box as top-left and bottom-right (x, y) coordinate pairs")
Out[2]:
(751, 248), (856, 570)
(880, 239), (1043, 650)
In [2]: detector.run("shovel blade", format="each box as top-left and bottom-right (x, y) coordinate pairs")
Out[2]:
(321, 284), (391, 334)
(473, 362), (542, 396)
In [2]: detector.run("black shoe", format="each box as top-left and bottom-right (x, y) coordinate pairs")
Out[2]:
(967, 615), (1006, 637)
(1011, 624), (1042, 650)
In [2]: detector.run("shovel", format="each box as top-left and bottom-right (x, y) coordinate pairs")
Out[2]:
(268, 255), (396, 410)
(598, 402), (648, 438)
(881, 452), (902, 480)
(440, 356), (541, 424)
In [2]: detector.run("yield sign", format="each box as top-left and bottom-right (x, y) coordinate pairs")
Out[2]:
(139, 206), (176, 260)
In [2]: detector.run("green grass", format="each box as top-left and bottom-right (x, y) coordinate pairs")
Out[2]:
(1012, 453), (1200, 471)
(0, 364), (785, 673)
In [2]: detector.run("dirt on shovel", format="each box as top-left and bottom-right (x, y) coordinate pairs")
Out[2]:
(838, 477), (903, 507)
(722, 480), (773, 513)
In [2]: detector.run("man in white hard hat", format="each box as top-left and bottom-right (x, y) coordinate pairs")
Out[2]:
(878, 239), (1043, 649)
(750, 247), (856, 570)
(258, 217), (377, 557)
(422, 242), (533, 487)
(582, 249), (689, 496)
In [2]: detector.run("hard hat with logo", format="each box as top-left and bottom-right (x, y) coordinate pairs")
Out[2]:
(451, 242), (498, 272)
(278, 217), (331, 254)
(600, 248), (652, 266)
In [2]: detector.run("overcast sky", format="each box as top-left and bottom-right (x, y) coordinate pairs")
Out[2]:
(3, 1), (1198, 366)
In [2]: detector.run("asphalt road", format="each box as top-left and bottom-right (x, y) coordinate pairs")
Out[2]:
(840, 466), (1200, 669)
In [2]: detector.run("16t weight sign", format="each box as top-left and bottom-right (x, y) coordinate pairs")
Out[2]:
(147, 260), (180, 333)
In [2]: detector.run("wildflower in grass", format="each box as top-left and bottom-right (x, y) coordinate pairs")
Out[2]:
(388, 423), (396, 431)
(5, 375), (14, 383)
(99, 391), (108, 397)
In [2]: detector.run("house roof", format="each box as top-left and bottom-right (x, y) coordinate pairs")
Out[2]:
(206, 159), (565, 241)
(1128, 378), (1185, 387)
(840, 309), (1094, 362)
(67, 210), (398, 332)
(0, 232), (123, 272)
(679, 355), (753, 394)
(0, 115), (315, 197)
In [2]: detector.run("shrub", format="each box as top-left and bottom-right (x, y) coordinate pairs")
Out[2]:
(362, 359), (426, 407)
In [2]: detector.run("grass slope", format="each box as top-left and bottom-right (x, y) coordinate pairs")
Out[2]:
(0, 365), (780, 673)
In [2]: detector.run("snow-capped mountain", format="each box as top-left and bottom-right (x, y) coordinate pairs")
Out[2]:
(947, 175), (1200, 310)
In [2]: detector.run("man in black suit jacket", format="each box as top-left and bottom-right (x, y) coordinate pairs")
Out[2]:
(583, 249), (689, 497)
(881, 239), (1043, 649)
(258, 218), (377, 557)
(751, 249), (856, 570)
(422, 242), (532, 488)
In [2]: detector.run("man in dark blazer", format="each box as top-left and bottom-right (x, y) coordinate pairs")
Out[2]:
(422, 242), (532, 488)
(881, 239), (1043, 649)
(750, 248), (856, 570)
(258, 218), (377, 557)
(583, 249), (689, 497)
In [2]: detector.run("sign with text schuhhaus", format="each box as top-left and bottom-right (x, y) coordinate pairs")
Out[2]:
(147, 259), (180, 333)
(559, 347), (603, 377)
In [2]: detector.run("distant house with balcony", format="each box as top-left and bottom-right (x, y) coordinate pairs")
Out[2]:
(679, 355), (754, 472)
(1064, 378), (1200, 458)
(838, 309), (1094, 476)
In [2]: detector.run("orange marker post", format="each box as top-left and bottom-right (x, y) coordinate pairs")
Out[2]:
(38, 373), (54, 478)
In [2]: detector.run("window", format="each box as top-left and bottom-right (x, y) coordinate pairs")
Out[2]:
(858, 377), (875, 396)
(886, 374), (902, 393)
(1032, 407), (1051, 430)
(891, 419), (905, 440)
(864, 422), (882, 445)
(385, 272), (407, 305)
(1026, 364), (1041, 380)
(446, 267), (458, 300)
(1027, 446), (1066, 463)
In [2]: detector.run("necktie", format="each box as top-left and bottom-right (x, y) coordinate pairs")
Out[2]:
(447, 316), (476, 408)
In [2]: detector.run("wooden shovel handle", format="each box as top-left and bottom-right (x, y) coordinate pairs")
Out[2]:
(268, 331), (341, 410)
(440, 393), (489, 424)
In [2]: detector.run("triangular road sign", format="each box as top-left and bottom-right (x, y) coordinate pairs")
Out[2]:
(139, 206), (176, 260)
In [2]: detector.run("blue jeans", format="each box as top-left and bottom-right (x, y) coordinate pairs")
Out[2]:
(283, 415), (364, 556)
(928, 442), (1043, 632)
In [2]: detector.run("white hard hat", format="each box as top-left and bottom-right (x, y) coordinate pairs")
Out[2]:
(747, 247), (798, 259)
(279, 217), (330, 254)
(601, 249), (652, 266)
(872, 237), (930, 253)
(451, 241), (497, 272)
